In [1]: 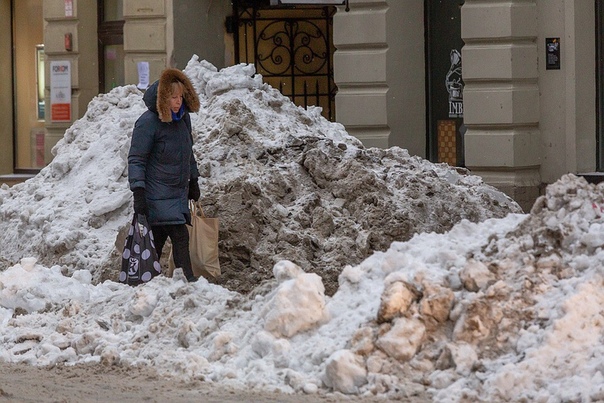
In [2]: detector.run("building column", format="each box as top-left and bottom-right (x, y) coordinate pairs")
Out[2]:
(123, 0), (171, 86)
(461, 0), (541, 211)
(332, 0), (427, 159)
(43, 0), (98, 163)
(333, 0), (389, 148)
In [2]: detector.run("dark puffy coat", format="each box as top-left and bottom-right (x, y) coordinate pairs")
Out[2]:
(128, 68), (200, 226)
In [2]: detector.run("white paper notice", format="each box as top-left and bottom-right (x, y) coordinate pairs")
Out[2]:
(50, 60), (72, 122)
(137, 62), (150, 90)
(64, 0), (73, 17)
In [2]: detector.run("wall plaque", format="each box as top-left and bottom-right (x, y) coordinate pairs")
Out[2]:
(546, 38), (560, 70)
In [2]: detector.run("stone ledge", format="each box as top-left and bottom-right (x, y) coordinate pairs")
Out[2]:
(0, 174), (36, 187)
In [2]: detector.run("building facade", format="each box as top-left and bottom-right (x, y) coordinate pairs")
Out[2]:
(0, 0), (600, 211)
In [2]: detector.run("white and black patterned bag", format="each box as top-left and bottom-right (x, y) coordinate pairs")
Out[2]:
(119, 214), (161, 286)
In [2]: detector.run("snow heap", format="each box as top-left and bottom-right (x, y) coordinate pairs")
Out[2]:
(1, 174), (603, 402)
(12, 55), (604, 401)
(0, 85), (144, 277)
(0, 55), (521, 297)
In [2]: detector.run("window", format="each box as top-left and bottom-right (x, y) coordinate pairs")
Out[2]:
(98, 0), (124, 93)
(12, 0), (45, 170)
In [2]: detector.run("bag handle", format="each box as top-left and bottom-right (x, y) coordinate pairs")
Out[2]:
(135, 214), (149, 237)
(189, 200), (206, 218)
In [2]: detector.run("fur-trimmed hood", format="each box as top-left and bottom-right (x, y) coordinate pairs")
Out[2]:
(143, 68), (200, 123)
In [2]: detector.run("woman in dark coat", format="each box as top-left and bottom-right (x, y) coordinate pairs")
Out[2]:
(128, 68), (201, 282)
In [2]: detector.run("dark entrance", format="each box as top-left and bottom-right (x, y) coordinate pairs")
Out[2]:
(425, 0), (465, 167)
(232, 0), (337, 121)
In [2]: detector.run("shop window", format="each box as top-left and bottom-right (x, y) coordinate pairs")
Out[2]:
(36, 45), (45, 121)
(98, 0), (124, 93)
(12, 0), (44, 171)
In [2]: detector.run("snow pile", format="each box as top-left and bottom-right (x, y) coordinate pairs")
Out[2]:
(0, 85), (144, 276)
(0, 56), (521, 297)
(1, 175), (603, 401)
(308, 172), (604, 402)
(431, 173), (604, 402)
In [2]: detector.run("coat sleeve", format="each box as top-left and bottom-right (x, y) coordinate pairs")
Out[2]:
(128, 113), (156, 190)
(189, 152), (200, 181)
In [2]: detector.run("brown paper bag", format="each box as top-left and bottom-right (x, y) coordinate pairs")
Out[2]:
(168, 201), (220, 280)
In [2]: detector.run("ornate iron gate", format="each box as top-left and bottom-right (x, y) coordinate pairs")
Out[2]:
(233, 1), (337, 121)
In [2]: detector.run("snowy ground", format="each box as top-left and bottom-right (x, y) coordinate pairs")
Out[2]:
(2, 57), (603, 402)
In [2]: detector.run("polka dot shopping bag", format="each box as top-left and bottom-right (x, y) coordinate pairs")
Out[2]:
(119, 214), (161, 286)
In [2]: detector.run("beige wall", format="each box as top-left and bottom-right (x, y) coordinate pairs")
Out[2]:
(0, 0), (13, 174)
(334, 0), (389, 148)
(172, 0), (231, 70)
(335, 0), (598, 211)
(537, 0), (596, 183)
(334, 0), (425, 153)
(123, 0), (169, 85)
(461, 0), (596, 210)
(42, 0), (175, 167)
(462, 0), (541, 211)
(386, 0), (425, 156)
(44, 0), (98, 163)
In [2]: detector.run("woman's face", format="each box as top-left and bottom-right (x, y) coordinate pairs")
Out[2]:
(170, 86), (183, 113)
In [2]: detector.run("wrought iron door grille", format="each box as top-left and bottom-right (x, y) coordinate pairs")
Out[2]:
(234, 5), (337, 121)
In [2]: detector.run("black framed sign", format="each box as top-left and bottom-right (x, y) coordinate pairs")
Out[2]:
(546, 38), (561, 70)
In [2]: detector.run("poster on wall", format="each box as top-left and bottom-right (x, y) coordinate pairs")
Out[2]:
(446, 49), (464, 118)
(137, 61), (150, 90)
(64, 0), (73, 17)
(50, 60), (71, 122)
(546, 38), (560, 70)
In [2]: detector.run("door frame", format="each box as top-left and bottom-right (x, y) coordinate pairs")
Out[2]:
(424, 0), (465, 167)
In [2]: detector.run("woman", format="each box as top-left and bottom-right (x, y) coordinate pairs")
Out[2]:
(128, 68), (201, 282)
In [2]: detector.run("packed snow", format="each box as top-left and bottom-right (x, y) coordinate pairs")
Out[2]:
(1, 56), (602, 401)
(0, 56), (520, 296)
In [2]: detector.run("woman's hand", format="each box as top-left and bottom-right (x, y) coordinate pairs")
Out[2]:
(188, 179), (200, 201)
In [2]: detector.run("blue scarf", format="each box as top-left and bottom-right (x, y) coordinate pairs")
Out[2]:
(171, 104), (185, 121)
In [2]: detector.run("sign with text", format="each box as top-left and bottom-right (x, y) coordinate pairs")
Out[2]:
(50, 60), (72, 122)
(137, 61), (150, 90)
(446, 49), (464, 118)
(64, 0), (73, 17)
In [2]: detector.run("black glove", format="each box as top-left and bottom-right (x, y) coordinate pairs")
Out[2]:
(188, 179), (200, 201)
(132, 188), (148, 216)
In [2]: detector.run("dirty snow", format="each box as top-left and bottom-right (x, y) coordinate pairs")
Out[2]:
(0, 56), (520, 296)
(1, 57), (601, 401)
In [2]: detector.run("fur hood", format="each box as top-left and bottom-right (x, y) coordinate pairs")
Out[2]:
(143, 68), (200, 123)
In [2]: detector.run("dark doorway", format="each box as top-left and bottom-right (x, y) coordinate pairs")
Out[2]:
(425, 0), (465, 167)
(232, 0), (337, 121)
